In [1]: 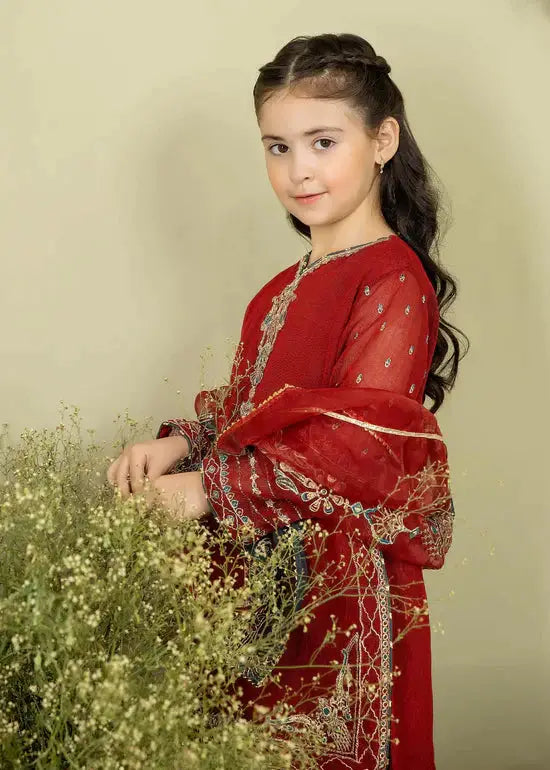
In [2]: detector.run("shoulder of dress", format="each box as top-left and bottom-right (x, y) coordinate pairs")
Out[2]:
(357, 249), (435, 298)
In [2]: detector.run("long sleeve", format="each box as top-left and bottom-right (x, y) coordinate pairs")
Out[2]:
(155, 386), (227, 472)
(201, 268), (453, 569)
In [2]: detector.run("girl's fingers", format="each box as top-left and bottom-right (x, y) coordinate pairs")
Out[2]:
(129, 458), (147, 495)
(116, 457), (131, 498)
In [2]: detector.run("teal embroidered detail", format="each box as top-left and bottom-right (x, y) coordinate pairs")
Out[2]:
(263, 547), (393, 766)
(274, 462), (424, 547)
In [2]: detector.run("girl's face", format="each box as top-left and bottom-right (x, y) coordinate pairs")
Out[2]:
(258, 89), (389, 228)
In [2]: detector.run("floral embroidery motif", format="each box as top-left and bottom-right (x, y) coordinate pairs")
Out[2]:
(350, 501), (420, 545)
(269, 633), (358, 753)
(426, 334), (430, 344)
(399, 272), (406, 282)
(404, 304), (411, 315)
(380, 322), (387, 331)
(273, 462), (421, 545)
(421, 294), (426, 303)
(377, 303), (384, 314)
(384, 358), (391, 368)
(408, 345), (415, 355)
(356, 373), (363, 384)
(353, 331), (359, 340)
(265, 548), (393, 767)
(421, 497), (455, 567)
(364, 285), (371, 296)
(409, 383), (416, 393)
(274, 462), (348, 515)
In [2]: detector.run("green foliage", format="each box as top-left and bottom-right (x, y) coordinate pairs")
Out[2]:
(0, 404), (323, 769)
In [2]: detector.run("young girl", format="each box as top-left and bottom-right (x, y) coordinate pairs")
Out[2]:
(109, 32), (467, 770)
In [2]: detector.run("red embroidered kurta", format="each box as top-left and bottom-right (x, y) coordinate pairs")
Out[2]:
(157, 234), (454, 769)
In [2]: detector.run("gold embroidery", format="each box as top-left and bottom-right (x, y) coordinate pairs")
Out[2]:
(248, 449), (261, 495)
(274, 461), (348, 515)
(265, 548), (393, 766)
(239, 276), (303, 417)
(321, 411), (445, 441)
(239, 236), (394, 417)
(270, 633), (359, 753)
(300, 235), (393, 277)
(218, 383), (295, 441)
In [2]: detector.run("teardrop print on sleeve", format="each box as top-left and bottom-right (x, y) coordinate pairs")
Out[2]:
(331, 268), (431, 398)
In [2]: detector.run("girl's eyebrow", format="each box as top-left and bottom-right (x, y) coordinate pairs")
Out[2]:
(261, 126), (344, 142)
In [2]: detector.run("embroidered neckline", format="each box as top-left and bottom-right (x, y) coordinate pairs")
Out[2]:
(298, 233), (397, 277)
(237, 233), (397, 420)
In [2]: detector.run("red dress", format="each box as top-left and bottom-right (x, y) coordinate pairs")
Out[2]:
(157, 234), (454, 769)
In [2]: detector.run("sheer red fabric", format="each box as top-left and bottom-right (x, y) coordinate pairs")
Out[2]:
(157, 234), (454, 769)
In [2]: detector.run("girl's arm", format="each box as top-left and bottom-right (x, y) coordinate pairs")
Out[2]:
(200, 268), (454, 570)
(156, 415), (216, 473)
(155, 385), (228, 472)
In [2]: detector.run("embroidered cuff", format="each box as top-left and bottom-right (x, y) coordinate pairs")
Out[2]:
(156, 420), (201, 471)
(156, 418), (217, 473)
(201, 451), (258, 542)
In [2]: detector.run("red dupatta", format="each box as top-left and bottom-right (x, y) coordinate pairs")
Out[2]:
(210, 382), (453, 770)
(215, 381), (451, 564)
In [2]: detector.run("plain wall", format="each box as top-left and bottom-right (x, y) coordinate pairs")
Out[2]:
(1, 2), (548, 767)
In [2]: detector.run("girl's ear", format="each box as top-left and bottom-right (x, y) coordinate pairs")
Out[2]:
(376, 117), (400, 163)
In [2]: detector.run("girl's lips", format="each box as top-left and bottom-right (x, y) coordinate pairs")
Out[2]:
(295, 192), (326, 203)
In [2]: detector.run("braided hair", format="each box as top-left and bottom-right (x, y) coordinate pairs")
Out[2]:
(253, 33), (469, 414)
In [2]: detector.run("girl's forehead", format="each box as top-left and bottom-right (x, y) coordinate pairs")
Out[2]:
(259, 93), (357, 130)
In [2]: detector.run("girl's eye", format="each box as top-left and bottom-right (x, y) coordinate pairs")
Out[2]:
(268, 138), (335, 155)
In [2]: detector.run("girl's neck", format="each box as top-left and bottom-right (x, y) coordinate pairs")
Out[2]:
(308, 226), (397, 263)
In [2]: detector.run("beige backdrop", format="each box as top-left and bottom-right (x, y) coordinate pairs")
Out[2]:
(1, 2), (548, 767)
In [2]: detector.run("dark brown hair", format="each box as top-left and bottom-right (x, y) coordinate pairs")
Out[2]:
(253, 33), (469, 414)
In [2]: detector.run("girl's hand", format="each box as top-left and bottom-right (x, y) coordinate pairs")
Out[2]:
(139, 471), (211, 521)
(106, 435), (190, 497)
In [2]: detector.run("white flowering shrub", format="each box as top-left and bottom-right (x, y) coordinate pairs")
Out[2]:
(0, 404), (328, 769)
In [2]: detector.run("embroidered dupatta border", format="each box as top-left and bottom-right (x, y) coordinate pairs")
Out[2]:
(216, 382), (444, 451)
(322, 411), (446, 442)
(266, 545), (393, 769)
